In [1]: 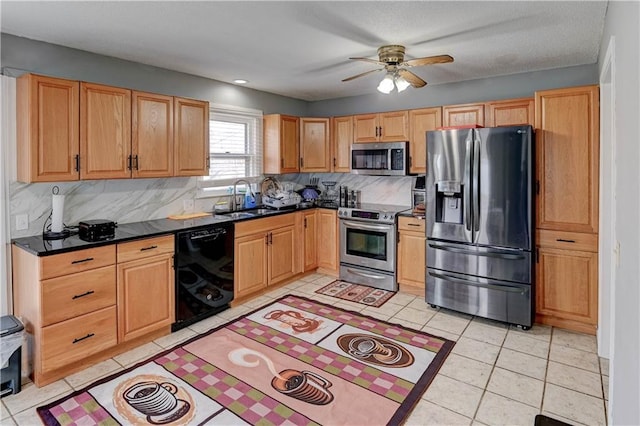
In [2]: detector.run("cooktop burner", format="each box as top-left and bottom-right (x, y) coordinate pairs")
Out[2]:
(179, 270), (198, 285)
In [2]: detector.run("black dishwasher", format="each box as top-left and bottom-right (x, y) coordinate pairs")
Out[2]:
(173, 223), (234, 331)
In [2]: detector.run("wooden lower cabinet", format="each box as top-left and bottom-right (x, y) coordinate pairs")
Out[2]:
(397, 217), (426, 296)
(317, 209), (339, 275)
(12, 235), (175, 387)
(535, 230), (598, 334)
(234, 213), (298, 300)
(117, 252), (174, 342)
(302, 210), (318, 272)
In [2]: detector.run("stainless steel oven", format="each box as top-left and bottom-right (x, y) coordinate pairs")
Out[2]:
(338, 203), (409, 291)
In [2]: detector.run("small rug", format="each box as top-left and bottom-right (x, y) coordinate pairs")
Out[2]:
(316, 280), (395, 307)
(37, 295), (454, 426)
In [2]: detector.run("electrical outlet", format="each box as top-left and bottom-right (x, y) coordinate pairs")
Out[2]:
(16, 214), (28, 231)
(183, 199), (194, 213)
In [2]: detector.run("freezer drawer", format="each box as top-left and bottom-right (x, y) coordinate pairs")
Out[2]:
(427, 240), (531, 283)
(426, 268), (533, 327)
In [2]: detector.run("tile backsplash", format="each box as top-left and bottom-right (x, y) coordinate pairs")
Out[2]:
(9, 173), (415, 238)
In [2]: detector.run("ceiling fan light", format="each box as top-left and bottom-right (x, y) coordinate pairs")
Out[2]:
(395, 74), (410, 92)
(377, 74), (395, 94)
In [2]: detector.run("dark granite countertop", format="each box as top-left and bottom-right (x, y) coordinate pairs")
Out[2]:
(13, 204), (337, 257)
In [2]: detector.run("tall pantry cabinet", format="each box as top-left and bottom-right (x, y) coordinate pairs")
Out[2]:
(534, 85), (600, 334)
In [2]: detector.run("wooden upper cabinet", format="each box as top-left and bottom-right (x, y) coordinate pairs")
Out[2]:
(409, 107), (442, 174)
(535, 85), (599, 233)
(132, 91), (174, 178)
(80, 82), (132, 179)
(485, 98), (534, 127)
(264, 114), (299, 174)
(174, 97), (209, 176)
(442, 103), (484, 127)
(332, 116), (352, 172)
(300, 117), (330, 172)
(17, 74), (80, 182)
(354, 111), (409, 142)
(353, 113), (379, 142)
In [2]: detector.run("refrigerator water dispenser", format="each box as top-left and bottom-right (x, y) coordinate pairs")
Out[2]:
(435, 181), (463, 224)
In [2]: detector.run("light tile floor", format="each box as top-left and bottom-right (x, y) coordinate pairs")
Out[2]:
(1, 273), (609, 426)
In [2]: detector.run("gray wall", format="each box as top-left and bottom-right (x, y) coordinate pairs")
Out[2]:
(597, 1), (640, 425)
(307, 65), (598, 116)
(2, 33), (598, 118)
(0, 33), (308, 115)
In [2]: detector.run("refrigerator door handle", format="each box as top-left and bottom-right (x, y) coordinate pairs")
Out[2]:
(472, 136), (481, 235)
(463, 138), (473, 234)
(428, 270), (529, 294)
(428, 243), (527, 260)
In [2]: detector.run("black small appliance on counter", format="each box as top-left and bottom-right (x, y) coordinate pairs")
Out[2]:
(78, 219), (116, 242)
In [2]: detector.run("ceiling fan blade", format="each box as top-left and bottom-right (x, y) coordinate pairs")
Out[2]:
(342, 68), (384, 82)
(349, 57), (386, 66)
(403, 54), (454, 67)
(398, 69), (427, 88)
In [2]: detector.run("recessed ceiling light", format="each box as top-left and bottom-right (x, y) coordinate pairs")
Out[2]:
(233, 79), (248, 84)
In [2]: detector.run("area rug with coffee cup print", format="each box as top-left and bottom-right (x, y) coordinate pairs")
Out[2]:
(38, 295), (454, 426)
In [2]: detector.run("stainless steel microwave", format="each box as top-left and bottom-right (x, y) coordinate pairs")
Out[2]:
(350, 142), (408, 176)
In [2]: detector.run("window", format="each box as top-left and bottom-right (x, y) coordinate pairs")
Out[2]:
(198, 104), (262, 197)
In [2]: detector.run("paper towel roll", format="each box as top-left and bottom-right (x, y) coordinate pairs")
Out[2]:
(51, 194), (65, 233)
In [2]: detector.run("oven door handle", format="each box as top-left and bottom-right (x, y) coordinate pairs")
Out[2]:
(342, 221), (392, 232)
(346, 268), (389, 280)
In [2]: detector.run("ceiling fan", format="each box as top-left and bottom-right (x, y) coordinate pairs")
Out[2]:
(342, 45), (454, 93)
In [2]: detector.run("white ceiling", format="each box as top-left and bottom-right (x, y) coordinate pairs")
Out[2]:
(1, 1), (608, 102)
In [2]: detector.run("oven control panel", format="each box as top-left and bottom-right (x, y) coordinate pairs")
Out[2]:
(337, 207), (397, 224)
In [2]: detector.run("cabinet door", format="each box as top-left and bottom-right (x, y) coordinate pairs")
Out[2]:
(397, 231), (426, 289)
(379, 111), (409, 142)
(303, 211), (318, 271)
(332, 116), (352, 172)
(442, 103), (484, 127)
(485, 98), (534, 127)
(409, 107), (442, 174)
(80, 82), (131, 179)
(536, 246), (598, 334)
(535, 86), (599, 233)
(300, 118), (330, 172)
(317, 209), (339, 274)
(17, 74), (80, 182)
(117, 253), (174, 342)
(132, 91), (174, 178)
(235, 233), (269, 298)
(280, 115), (300, 173)
(174, 97), (209, 176)
(269, 225), (297, 285)
(353, 114), (379, 142)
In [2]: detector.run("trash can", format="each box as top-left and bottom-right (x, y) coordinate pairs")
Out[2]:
(1, 315), (24, 397)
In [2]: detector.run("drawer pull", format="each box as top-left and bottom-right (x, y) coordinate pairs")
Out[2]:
(72, 290), (95, 300)
(72, 333), (95, 344)
(407, 223), (422, 227)
(71, 257), (94, 264)
(140, 245), (158, 251)
(556, 239), (576, 243)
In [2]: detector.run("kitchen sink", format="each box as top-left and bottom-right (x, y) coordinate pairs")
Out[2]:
(221, 211), (256, 219)
(249, 208), (276, 215)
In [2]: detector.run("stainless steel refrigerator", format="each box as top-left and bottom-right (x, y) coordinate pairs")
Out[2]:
(425, 125), (534, 328)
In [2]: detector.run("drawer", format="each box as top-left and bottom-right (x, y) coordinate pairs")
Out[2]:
(41, 306), (117, 372)
(235, 213), (296, 237)
(536, 230), (598, 252)
(41, 265), (116, 326)
(40, 245), (116, 279)
(398, 216), (426, 232)
(117, 235), (174, 263)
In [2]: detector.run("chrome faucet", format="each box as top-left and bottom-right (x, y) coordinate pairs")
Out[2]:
(231, 179), (254, 211)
